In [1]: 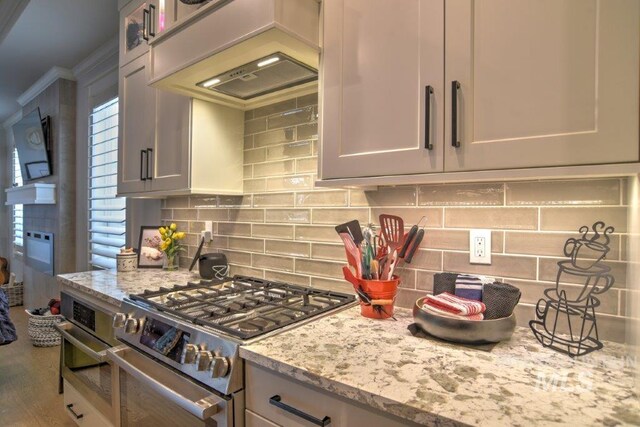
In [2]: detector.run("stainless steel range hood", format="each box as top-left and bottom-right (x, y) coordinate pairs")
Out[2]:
(197, 52), (317, 100)
(150, 0), (320, 110)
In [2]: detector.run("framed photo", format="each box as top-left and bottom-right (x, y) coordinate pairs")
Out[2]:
(137, 226), (164, 268)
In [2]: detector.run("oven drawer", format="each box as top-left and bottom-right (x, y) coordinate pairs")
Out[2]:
(63, 379), (113, 427)
(245, 362), (413, 427)
(108, 346), (234, 426)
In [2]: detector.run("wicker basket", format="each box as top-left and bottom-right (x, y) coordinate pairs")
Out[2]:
(25, 309), (63, 347)
(0, 281), (23, 307)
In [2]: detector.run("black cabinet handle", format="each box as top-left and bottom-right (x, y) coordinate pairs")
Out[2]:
(146, 148), (153, 180)
(140, 150), (147, 181)
(451, 80), (460, 147)
(269, 395), (331, 426)
(425, 85), (434, 150)
(149, 4), (156, 37)
(142, 8), (150, 41)
(66, 404), (84, 420)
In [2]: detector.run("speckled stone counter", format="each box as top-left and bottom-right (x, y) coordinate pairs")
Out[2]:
(57, 269), (200, 307)
(240, 306), (640, 426)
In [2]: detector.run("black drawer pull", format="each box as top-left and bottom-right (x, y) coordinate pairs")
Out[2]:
(425, 85), (434, 150)
(269, 395), (331, 426)
(66, 404), (84, 419)
(140, 150), (147, 181)
(451, 80), (461, 147)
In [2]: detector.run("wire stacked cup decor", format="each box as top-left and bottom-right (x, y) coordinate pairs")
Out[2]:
(529, 221), (616, 357)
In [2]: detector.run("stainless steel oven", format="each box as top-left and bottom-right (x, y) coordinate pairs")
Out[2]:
(107, 346), (239, 426)
(57, 292), (119, 424)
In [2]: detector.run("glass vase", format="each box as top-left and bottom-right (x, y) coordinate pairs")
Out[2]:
(163, 254), (178, 271)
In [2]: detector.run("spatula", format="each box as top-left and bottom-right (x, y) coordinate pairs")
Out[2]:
(335, 220), (364, 245)
(339, 232), (362, 278)
(379, 214), (404, 254)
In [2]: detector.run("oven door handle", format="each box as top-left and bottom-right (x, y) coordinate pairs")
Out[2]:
(107, 346), (221, 420)
(54, 321), (109, 362)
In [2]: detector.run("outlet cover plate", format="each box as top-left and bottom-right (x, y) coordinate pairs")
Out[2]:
(470, 229), (491, 264)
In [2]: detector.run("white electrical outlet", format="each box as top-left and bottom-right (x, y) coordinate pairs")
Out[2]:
(469, 229), (491, 264)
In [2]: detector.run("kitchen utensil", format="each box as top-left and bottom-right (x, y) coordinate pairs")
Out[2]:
(379, 214), (404, 254)
(398, 216), (426, 263)
(413, 297), (516, 344)
(383, 250), (399, 280)
(335, 220), (364, 245)
(403, 229), (424, 263)
(342, 266), (360, 288)
(339, 232), (362, 278)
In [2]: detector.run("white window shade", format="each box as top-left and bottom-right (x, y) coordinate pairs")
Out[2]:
(89, 98), (125, 270)
(12, 147), (23, 249)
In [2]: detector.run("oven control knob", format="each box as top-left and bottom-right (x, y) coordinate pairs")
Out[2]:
(181, 344), (198, 364)
(211, 356), (230, 378)
(112, 313), (127, 328)
(124, 317), (140, 334)
(196, 351), (213, 371)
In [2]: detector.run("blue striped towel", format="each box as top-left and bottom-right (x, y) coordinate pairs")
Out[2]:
(454, 274), (493, 301)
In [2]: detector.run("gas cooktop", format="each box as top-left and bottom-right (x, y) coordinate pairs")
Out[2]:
(129, 275), (356, 340)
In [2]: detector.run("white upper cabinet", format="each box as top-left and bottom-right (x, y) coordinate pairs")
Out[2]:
(321, 0), (444, 179)
(444, 0), (640, 172)
(320, 0), (640, 182)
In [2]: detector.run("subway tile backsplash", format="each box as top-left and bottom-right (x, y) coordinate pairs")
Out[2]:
(162, 93), (635, 343)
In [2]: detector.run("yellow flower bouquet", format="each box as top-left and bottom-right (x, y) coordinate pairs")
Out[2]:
(158, 223), (186, 270)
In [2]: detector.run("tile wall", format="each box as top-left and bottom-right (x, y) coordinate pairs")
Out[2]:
(161, 93), (635, 343)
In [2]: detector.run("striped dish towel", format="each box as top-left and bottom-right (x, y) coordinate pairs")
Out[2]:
(424, 292), (486, 316)
(421, 303), (484, 321)
(454, 274), (494, 301)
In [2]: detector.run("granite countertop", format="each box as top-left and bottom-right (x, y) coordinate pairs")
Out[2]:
(57, 269), (201, 307)
(57, 270), (639, 425)
(240, 306), (640, 426)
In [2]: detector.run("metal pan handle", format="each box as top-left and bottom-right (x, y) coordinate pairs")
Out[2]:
(54, 321), (109, 362)
(107, 346), (222, 420)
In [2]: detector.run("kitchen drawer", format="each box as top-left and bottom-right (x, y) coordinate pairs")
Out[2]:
(245, 362), (413, 427)
(63, 379), (113, 427)
(246, 409), (279, 427)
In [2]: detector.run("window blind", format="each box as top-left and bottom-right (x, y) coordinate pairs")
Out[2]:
(12, 147), (23, 248)
(88, 98), (125, 270)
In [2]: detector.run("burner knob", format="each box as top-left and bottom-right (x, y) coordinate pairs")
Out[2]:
(124, 317), (140, 334)
(196, 351), (213, 371)
(112, 313), (127, 328)
(211, 356), (230, 378)
(181, 344), (198, 364)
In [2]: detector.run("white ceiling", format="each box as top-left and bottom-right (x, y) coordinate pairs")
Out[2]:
(0, 0), (119, 122)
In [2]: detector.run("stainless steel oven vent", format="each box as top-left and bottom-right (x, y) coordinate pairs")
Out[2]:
(197, 52), (317, 100)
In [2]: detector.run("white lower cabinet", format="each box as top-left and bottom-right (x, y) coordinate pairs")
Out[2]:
(63, 379), (113, 427)
(245, 362), (414, 427)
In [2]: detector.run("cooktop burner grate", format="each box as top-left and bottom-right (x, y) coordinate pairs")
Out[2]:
(129, 275), (355, 340)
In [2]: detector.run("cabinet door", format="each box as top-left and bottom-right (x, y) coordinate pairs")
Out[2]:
(149, 91), (191, 192)
(320, 0), (444, 179)
(118, 54), (155, 195)
(444, 0), (640, 172)
(120, 0), (150, 66)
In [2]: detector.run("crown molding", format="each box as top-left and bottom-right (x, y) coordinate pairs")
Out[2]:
(16, 66), (76, 107)
(72, 35), (119, 80)
(2, 110), (22, 130)
(0, 0), (29, 45)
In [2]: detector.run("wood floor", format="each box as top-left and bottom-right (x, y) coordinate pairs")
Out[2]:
(0, 307), (74, 427)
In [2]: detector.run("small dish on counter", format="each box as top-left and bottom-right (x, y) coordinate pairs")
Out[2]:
(413, 297), (516, 344)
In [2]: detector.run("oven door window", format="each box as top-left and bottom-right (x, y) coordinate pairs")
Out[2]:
(58, 321), (113, 420)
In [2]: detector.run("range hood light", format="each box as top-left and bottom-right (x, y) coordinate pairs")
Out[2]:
(202, 78), (221, 88)
(257, 56), (280, 67)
